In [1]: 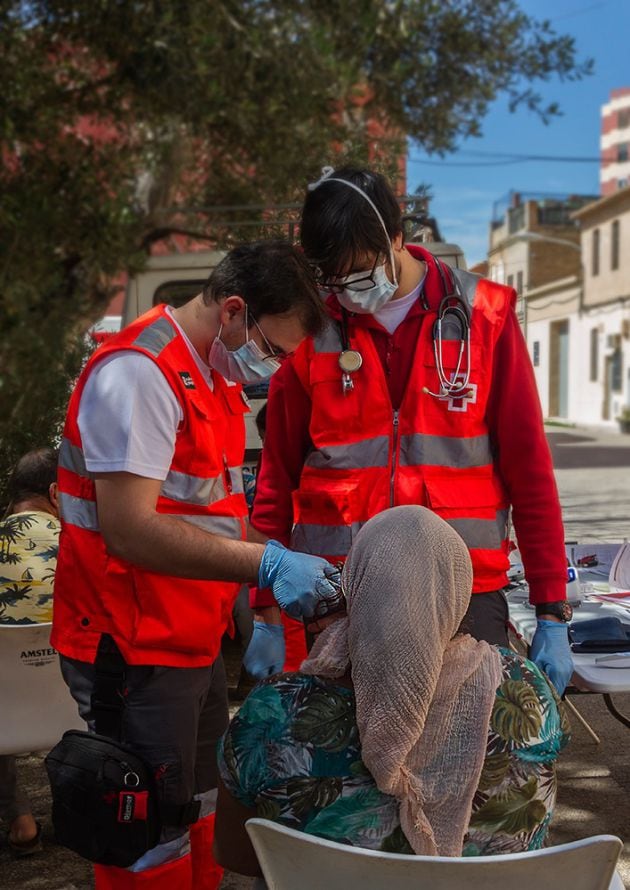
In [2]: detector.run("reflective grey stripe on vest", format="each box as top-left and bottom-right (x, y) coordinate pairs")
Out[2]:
(162, 465), (245, 504)
(175, 513), (243, 539)
(58, 492), (100, 531)
(162, 468), (227, 506)
(290, 522), (363, 556)
(313, 322), (343, 353)
(291, 508), (508, 556)
(59, 437), (90, 478)
(305, 436), (390, 470)
(450, 268), (480, 310)
(228, 466), (244, 495)
(400, 434), (493, 469)
(447, 509), (508, 551)
(194, 787), (218, 820)
(132, 316), (177, 357)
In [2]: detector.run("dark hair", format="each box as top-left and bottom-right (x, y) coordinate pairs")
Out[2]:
(6, 447), (58, 512)
(300, 167), (403, 278)
(203, 240), (326, 337)
(255, 403), (267, 439)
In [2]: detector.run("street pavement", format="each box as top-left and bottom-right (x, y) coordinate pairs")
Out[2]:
(2, 423), (630, 888)
(549, 426), (630, 543)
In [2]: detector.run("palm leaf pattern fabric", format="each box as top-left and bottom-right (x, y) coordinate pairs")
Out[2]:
(219, 649), (569, 856)
(0, 511), (60, 624)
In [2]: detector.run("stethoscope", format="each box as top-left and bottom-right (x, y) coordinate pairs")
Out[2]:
(338, 308), (363, 394)
(337, 257), (472, 399)
(422, 259), (472, 399)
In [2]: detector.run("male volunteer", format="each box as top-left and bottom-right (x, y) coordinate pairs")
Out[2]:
(246, 167), (574, 694)
(52, 241), (338, 890)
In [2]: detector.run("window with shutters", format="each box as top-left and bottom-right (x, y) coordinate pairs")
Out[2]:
(611, 220), (620, 271)
(592, 229), (600, 277)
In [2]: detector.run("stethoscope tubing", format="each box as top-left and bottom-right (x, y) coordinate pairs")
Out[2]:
(337, 256), (473, 398)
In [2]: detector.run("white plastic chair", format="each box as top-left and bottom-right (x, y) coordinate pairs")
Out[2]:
(246, 819), (625, 890)
(0, 622), (84, 755)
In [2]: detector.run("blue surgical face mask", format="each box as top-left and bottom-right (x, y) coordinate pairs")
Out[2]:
(208, 309), (281, 384)
(337, 261), (398, 314)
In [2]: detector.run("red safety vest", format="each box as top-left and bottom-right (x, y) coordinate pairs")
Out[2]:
(289, 268), (515, 594)
(51, 305), (250, 667)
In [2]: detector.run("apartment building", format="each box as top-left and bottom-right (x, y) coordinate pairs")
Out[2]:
(601, 87), (630, 197)
(486, 193), (596, 420)
(571, 185), (630, 425)
(487, 191), (595, 319)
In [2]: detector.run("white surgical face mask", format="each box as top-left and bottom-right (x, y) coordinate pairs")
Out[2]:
(337, 262), (398, 314)
(208, 309), (281, 384)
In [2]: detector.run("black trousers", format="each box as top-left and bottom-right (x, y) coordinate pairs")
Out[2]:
(459, 588), (510, 647)
(60, 652), (228, 871)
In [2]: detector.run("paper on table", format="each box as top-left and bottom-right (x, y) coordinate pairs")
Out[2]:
(589, 591), (630, 612)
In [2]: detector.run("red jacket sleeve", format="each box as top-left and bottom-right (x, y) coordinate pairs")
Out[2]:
(249, 359), (313, 608)
(486, 308), (567, 605)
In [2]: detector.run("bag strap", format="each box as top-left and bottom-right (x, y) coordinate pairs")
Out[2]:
(90, 635), (201, 827)
(91, 634), (127, 740)
(160, 799), (201, 827)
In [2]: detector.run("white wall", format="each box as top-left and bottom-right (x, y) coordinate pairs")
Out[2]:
(527, 317), (551, 418)
(573, 304), (630, 426)
(524, 301), (630, 426)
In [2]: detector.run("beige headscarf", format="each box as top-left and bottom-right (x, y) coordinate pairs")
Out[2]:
(301, 505), (503, 857)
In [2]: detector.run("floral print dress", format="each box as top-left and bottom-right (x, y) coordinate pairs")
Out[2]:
(219, 648), (570, 856)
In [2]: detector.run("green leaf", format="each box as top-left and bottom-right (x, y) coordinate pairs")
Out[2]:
(238, 683), (287, 727)
(349, 759), (370, 778)
(477, 752), (511, 791)
(292, 689), (357, 753)
(287, 776), (343, 817)
(256, 797), (282, 821)
(380, 825), (413, 854)
(469, 777), (547, 835)
(230, 685), (290, 795)
(304, 786), (386, 842)
(492, 680), (543, 743)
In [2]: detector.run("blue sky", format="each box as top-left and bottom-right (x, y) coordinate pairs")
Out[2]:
(407, 0), (630, 266)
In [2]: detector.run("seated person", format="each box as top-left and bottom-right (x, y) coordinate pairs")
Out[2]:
(0, 446), (59, 856)
(214, 505), (569, 876)
(0, 446), (60, 625)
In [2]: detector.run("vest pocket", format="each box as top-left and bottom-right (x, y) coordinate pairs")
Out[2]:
(291, 483), (361, 560)
(221, 384), (251, 416)
(423, 475), (508, 552)
(128, 569), (233, 658)
(424, 474), (498, 516)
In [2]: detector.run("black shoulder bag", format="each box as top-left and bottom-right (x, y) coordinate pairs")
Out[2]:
(45, 635), (199, 867)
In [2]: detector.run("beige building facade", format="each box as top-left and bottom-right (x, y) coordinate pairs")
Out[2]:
(484, 188), (630, 425)
(571, 186), (630, 425)
(487, 192), (594, 327)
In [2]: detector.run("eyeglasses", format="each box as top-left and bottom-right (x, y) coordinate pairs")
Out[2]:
(316, 254), (382, 294)
(250, 313), (290, 362)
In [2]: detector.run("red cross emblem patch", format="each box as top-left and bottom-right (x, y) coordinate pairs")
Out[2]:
(438, 375), (478, 412)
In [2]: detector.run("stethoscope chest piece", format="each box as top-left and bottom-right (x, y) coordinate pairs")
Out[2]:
(338, 350), (363, 374)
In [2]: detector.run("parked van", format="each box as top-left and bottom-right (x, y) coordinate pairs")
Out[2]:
(122, 241), (467, 462)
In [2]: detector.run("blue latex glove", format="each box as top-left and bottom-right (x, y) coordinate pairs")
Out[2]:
(259, 540), (340, 620)
(243, 622), (285, 679)
(530, 619), (574, 696)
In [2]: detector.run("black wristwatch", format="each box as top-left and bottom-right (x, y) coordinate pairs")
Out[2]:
(535, 601), (573, 623)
